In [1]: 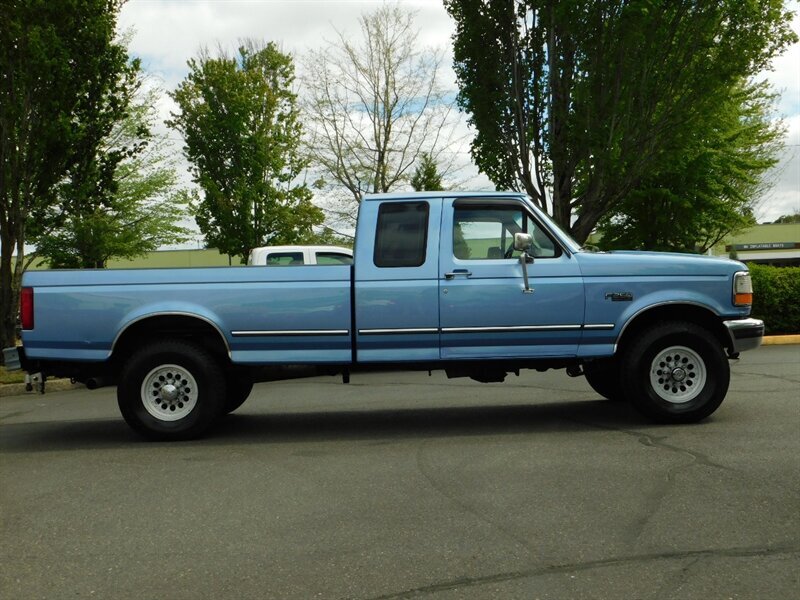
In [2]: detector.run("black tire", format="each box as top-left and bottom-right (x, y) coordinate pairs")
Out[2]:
(620, 321), (729, 423)
(583, 359), (623, 401)
(117, 339), (226, 440)
(225, 371), (254, 414)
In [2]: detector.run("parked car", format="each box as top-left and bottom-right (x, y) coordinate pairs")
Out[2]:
(247, 245), (353, 266)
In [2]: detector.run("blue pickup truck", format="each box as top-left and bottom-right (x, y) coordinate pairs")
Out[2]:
(5, 192), (764, 440)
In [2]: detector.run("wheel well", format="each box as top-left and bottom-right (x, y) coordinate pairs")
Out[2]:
(112, 315), (230, 370)
(616, 304), (729, 355)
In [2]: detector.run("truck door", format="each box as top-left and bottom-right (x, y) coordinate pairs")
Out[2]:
(354, 197), (443, 362)
(438, 198), (584, 359)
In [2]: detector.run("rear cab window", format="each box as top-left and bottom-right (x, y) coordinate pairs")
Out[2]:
(374, 202), (429, 268)
(266, 252), (304, 266)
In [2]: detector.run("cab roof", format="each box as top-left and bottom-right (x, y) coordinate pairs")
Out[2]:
(361, 191), (524, 202)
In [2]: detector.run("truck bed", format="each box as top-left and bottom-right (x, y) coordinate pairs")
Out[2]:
(21, 265), (353, 365)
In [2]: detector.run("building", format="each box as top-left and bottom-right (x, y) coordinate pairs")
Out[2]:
(25, 248), (238, 270)
(711, 223), (800, 267)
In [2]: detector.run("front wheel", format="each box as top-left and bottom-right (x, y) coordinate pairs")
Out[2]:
(620, 322), (729, 423)
(117, 340), (226, 440)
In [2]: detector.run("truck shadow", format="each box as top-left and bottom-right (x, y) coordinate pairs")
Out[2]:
(0, 398), (662, 452)
(212, 399), (649, 445)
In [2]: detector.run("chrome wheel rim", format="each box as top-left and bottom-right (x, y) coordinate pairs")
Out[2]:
(141, 364), (198, 421)
(650, 346), (706, 404)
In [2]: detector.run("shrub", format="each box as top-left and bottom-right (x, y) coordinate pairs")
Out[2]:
(747, 263), (800, 335)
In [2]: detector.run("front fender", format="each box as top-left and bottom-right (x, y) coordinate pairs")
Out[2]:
(579, 277), (738, 359)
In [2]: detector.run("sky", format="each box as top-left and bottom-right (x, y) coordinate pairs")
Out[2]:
(118, 0), (800, 228)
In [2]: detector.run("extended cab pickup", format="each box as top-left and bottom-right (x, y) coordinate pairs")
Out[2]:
(5, 192), (764, 440)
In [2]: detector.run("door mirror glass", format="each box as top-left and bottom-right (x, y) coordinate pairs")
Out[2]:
(514, 232), (533, 252)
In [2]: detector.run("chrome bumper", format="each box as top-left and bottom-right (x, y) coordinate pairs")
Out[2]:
(723, 318), (764, 354)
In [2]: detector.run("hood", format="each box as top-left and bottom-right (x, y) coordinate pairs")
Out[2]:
(574, 250), (747, 278)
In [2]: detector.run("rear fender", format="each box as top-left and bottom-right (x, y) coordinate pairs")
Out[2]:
(111, 303), (231, 358)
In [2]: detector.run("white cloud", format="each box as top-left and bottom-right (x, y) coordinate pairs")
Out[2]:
(755, 115), (800, 222)
(119, 0), (457, 88)
(118, 0), (800, 235)
(755, 2), (800, 222)
(761, 1), (800, 117)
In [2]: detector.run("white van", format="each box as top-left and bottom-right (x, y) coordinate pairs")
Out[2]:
(247, 245), (353, 266)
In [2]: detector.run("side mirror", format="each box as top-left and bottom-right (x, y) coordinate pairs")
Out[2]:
(514, 232), (532, 252)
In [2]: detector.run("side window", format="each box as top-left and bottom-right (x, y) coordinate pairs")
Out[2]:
(316, 252), (353, 265)
(453, 206), (559, 260)
(266, 252), (304, 266)
(529, 221), (558, 258)
(374, 202), (429, 268)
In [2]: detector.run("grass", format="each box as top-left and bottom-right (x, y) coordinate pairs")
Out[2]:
(0, 366), (26, 385)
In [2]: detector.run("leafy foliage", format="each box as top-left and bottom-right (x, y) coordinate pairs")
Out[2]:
(297, 226), (354, 248)
(445, 0), (797, 243)
(748, 263), (800, 334)
(30, 79), (190, 268)
(597, 82), (781, 252)
(0, 0), (130, 354)
(169, 41), (322, 263)
(411, 153), (445, 191)
(771, 212), (800, 224)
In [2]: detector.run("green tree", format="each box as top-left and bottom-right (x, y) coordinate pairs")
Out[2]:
(298, 226), (353, 248)
(169, 41), (322, 263)
(598, 82), (782, 252)
(444, 0), (797, 243)
(411, 153), (445, 191)
(30, 82), (191, 268)
(0, 0), (130, 355)
(772, 212), (800, 224)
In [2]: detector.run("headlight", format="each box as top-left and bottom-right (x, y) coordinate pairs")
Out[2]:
(733, 271), (753, 306)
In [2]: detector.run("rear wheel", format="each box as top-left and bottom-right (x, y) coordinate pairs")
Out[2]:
(620, 321), (729, 423)
(117, 340), (226, 440)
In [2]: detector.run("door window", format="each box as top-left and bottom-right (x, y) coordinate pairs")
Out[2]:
(453, 206), (559, 260)
(316, 252), (353, 265)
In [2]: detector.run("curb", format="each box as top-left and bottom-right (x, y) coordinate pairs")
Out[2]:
(762, 335), (800, 345)
(0, 379), (83, 398)
(0, 365), (319, 399)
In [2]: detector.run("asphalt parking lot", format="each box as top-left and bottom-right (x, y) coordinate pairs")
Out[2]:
(1, 345), (798, 599)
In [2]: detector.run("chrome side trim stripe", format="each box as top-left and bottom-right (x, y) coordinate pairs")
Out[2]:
(358, 328), (439, 335)
(441, 324), (582, 334)
(231, 329), (349, 337)
(231, 324), (613, 337)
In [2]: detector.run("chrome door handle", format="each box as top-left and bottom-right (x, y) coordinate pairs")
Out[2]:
(444, 269), (472, 279)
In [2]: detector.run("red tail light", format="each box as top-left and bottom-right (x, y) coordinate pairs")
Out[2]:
(20, 287), (34, 330)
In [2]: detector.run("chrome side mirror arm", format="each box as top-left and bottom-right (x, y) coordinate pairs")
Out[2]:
(514, 233), (535, 294)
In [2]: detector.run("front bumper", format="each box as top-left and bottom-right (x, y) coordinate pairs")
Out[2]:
(723, 318), (764, 354)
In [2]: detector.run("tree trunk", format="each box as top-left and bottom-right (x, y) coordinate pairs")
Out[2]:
(0, 234), (20, 361)
(546, 2), (576, 231)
